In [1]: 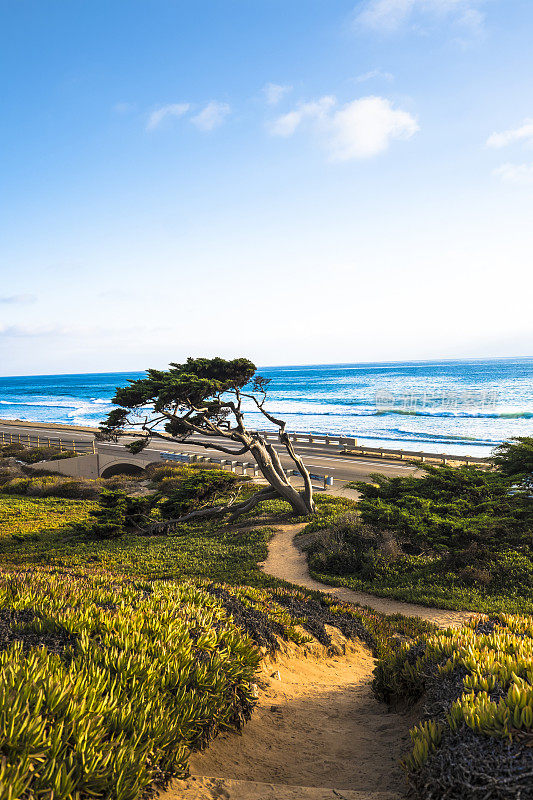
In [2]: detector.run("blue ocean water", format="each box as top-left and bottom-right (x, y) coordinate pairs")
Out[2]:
(0, 358), (532, 456)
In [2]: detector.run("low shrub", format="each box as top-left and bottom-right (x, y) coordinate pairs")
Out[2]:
(374, 615), (533, 799)
(303, 456), (533, 612)
(18, 447), (76, 463)
(0, 443), (75, 463)
(82, 490), (154, 539)
(158, 469), (247, 518)
(297, 495), (358, 530)
(1, 471), (148, 501)
(0, 443), (26, 457)
(1, 475), (101, 500)
(350, 463), (532, 554)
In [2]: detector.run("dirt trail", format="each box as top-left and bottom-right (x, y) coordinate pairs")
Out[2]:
(168, 639), (409, 800)
(165, 524), (475, 800)
(262, 523), (476, 629)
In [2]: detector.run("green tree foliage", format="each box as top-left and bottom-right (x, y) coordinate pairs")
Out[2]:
(354, 463), (532, 552)
(86, 490), (152, 539)
(101, 356), (315, 520)
(493, 436), (533, 481)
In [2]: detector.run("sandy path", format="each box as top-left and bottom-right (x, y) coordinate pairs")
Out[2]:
(168, 640), (409, 800)
(164, 524), (475, 800)
(262, 523), (475, 629)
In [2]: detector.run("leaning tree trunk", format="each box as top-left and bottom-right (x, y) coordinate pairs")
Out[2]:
(145, 431), (315, 533)
(248, 438), (315, 516)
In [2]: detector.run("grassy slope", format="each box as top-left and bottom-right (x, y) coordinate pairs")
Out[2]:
(0, 491), (436, 799)
(306, 565), (533, 615)
(0, 496), (95, 537)
(0, 495), (276, 586)
(2, 487), (532, 800)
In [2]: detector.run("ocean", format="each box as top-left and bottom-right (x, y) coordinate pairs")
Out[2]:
(0, 358), (532, 457)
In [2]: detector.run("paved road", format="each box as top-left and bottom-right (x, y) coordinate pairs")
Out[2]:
(0, 422), (418, 484)
(0, 421), (418, 484)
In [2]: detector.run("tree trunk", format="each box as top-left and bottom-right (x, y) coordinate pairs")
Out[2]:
(249, 440), (315, 516)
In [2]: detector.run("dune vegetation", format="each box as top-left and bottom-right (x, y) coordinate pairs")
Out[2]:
(375, 614), (533, 798)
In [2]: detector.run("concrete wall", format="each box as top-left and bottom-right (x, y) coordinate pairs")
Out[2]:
(29, 454), (101, 478)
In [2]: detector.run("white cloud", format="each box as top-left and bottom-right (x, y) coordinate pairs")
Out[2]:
(191, 101), (231, 131)
(486, 119), (533, 149)
(329, 96), (418, 159)
(263, 83), (293, 105)
(146, 103), (190, 131)
(270, 94), (418, 160)
(493, 163), (533, 186)
(0, 294), (36, 304)
(270, 96), (336, 137)
(354, 69), (394, 83)
(355, 0), (485, 35)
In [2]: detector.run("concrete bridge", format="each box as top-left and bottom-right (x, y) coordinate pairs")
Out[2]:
(28, 449), (160, 479)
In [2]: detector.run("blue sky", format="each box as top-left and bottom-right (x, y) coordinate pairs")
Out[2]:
(1, 0), (532, 375)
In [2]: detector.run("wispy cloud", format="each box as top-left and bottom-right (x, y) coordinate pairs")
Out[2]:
(270, 94), (418, 160)
(0, 294), (37, 305)
(354, 69), (394, 84)
(191, 101), (231, 131)
(263, 83), (293, 105)
(493, 163), (533, 186)
(270, 96), (336, 137)
(0, 324), (60, 338)
(146, 103), (190, 131)
(113, 102), (137, 115)
(487, 119), (533, 149)
(354, 0), (485, 36)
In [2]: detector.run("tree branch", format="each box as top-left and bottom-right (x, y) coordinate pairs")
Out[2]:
(178, 439), (250, 456)
(145, 487), (278, 533)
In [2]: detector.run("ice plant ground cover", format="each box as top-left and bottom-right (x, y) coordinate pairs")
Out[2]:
(0, 565), (433, 800)
(0, 489), (434, 800)
(374, 615), (533, 799)
(0, 495), (95, 538)
(0, 570), (261, 800)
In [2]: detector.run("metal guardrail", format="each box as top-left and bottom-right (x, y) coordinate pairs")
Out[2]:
(0, 430), (95, 455)
(257, 430), (358, 448)
(255, 429), (488, 467)
(341, 445), (487, 466)
(159, 451), (335, 490)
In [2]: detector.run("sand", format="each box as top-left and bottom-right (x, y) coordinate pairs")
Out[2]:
(261, 524), (476, 629)
(168, 638), (410, 800)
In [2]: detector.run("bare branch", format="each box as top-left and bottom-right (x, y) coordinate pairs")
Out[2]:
(145, 487), (278, 532)
(178, 439), (250, 456)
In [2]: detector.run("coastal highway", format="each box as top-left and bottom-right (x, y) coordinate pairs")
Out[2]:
(0, 421), (418, 483)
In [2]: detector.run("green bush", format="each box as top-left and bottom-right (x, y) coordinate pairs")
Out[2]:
(297, 455), (533, 612)
(493, 436), (533, 479)
(158, 469), (245, 518)
(83, 491), (154, 539)
(351, 464), (532, 553)
(1, 475), (101, 500)
(19, 447), (76, 463)
(0, 443), (26, 457)
(0, 444), (75, 463)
